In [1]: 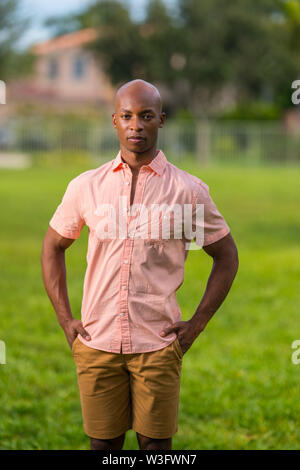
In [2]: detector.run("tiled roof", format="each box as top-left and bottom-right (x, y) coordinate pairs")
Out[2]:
(31, 28), (99, 55)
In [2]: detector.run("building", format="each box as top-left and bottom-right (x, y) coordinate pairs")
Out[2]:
(4, 28), (116, 115)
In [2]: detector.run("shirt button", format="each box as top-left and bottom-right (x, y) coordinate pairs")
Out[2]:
(120, 312), (125, 317)
(125, 181), (130, 185)
(122, 286), (127, 290)
(123, 259), (128, 264)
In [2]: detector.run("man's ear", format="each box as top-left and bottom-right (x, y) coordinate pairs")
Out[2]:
(159, 112), (166, 128)
(112, 113), (117, 128)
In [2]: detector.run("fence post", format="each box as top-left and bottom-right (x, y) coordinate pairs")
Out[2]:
(196, 119), (211, 165)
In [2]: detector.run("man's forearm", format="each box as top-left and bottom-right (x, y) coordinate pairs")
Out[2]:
(41, 244), (74, 327)
(190, 254), (239, 335)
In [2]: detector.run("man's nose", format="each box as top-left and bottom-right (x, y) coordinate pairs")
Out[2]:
(130, 116), (143, 131)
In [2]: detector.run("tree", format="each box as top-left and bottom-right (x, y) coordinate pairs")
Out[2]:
(43, 0), (299, 116)
(140, 0), (186, 84)
(177, 0), (299, 115)
(0, 0), (34, 80)
(280, 0), (300, 51)
(43, 15), (82, 39)
(81, 0), (187, 113)
(82, 0), (145, 86)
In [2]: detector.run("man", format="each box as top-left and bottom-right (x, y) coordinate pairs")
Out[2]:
(41, 79), (238, 450)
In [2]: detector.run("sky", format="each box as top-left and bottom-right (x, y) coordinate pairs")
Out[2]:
(17, 0), (150, 50)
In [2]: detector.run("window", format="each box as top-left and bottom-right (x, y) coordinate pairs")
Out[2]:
(72, 55), (86, 80)
(48, 58), (58, 79)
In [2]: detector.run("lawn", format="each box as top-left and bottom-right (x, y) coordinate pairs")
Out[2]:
(0, 159), (299, 449)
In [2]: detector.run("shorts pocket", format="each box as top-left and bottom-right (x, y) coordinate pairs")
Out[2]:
(71, 336), (79, 355)
(173, 337), (183, 360)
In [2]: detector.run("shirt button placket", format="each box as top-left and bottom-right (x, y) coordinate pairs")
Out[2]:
(119, 169), (148, 354)
(119, 166), (132, 353)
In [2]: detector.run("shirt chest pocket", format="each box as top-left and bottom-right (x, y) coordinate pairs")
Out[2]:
(134, 210), (183, 242)
(86, 208), (117, 242)
(129, 214), (185, 295)
(129, 238), (167, 294)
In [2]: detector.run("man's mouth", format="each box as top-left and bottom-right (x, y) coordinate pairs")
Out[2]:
(127, 136), (146, 143)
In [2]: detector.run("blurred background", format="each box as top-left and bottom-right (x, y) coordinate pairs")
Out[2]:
(1, 0), (300, 165)
(0, 0), (300, 450)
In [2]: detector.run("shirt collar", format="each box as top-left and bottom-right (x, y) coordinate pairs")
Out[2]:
(111, 149), (167, 176)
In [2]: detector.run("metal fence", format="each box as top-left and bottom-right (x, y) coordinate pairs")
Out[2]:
(0, 117), (300, 166)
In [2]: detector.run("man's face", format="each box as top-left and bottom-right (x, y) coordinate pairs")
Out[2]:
(112, 88), (166, 153)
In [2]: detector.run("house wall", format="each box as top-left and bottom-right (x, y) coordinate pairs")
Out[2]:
(35, 47), (115, 104)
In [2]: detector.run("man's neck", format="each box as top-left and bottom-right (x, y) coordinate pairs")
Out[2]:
(120, 146), (159, 175)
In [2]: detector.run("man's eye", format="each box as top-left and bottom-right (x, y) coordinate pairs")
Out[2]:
(121, 114), (130, 118)
(144, 114), (152, 119)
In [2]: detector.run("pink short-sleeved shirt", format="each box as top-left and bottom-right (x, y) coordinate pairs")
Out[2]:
(49, 149), (230, 353)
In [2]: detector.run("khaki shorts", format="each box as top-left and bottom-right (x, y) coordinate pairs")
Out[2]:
(72, 336), (183, 440)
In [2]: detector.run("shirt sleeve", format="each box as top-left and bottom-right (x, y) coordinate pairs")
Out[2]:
(192, 180), (230, 247)
(49, 177), (85, 239)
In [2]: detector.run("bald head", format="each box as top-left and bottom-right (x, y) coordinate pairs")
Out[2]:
(112, 79), (166, 154)
(114, 79), (162, 113)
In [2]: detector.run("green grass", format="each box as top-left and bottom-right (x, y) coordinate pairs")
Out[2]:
(0, 160), (299, 450)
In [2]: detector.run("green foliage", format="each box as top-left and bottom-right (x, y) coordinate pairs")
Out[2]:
(82, 1), (144, 85)
(280, 0), (300, 51)
(0, 0), (34, 79)
(2, 0), (300, 115)
(172, 108), (196, 122)
(217, 102), (282, 120)
(69, 0), (299, 116)
(43, 15), (81, 38)
(177, 0), (299, 115)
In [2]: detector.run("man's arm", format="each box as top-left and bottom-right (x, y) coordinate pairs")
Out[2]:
(160, 232), (239, 354)
(190, 232), (239, 333)
(41, 226), (91, 349)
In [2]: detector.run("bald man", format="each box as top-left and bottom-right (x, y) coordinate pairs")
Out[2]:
(41, 79), (238, 450)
